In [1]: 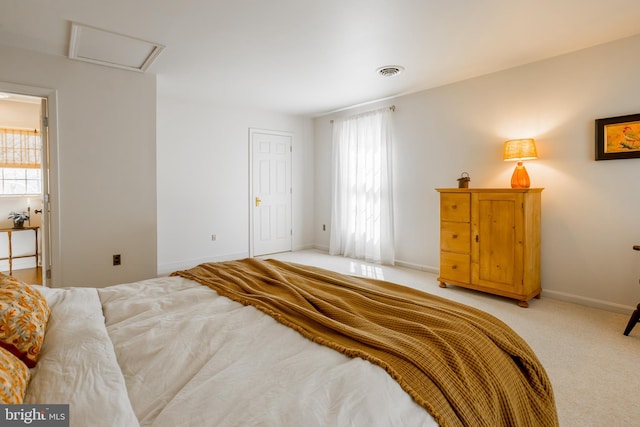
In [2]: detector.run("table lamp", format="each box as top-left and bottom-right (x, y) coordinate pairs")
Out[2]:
(503, 138), (537, 188)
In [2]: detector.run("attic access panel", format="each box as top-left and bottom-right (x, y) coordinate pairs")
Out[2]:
(68, 22), (164, 72)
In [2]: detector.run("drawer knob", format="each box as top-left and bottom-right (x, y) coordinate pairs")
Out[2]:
(452, 265), (457, 270)
(451, 205), (457, 209)
(452, 234), (458, 239)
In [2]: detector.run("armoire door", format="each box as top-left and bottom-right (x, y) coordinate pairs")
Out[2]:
(471, 192), (525, 294)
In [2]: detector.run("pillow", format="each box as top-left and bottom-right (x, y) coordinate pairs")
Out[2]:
(0, 273), (51, 368)
(0, 346), (30, 404)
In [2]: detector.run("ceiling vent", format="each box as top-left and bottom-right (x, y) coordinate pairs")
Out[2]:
(68, 22), (164, 72)
(377, 65), (405, 77)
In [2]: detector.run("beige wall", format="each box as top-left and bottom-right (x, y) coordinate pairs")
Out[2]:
(0, 44), (157, 287)
(5, 31), (640, 312)
(314, 34), (640, 313)
(0, 44), (315, 284)
(156, 96), (315, 274)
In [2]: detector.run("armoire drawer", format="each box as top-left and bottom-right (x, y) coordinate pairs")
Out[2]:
(440, 222), (470, 253)
(440, 193), (470, 222)
(439, 252), (470, 283)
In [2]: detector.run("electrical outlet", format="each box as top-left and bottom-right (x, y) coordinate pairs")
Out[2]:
(113, 254), (121, 266)
(211, 234), (217, 241)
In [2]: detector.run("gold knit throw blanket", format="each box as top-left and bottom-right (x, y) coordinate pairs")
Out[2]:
(172, 258), (558, 427)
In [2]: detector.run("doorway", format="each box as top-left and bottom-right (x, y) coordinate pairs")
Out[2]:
(249, 128), (293, 257)
(0, 87), (53, 285)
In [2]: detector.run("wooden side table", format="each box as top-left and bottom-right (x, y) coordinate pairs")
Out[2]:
(0, 226), (39, 275)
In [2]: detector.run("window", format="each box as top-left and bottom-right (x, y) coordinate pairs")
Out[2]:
(329, 107), (395, 264)
(0, 128), (42, 195)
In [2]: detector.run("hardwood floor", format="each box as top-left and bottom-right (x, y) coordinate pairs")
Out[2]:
(3, 267), (42, 285)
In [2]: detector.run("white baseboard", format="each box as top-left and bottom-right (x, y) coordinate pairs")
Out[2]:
(389, 262), (634, 315)
(313, 244), (329, 252)
(391, 260), (634, 315)
(158, 244), (317, 277)
(160, 248), (634, 316)
(293, 243), (316, 251)
(543, 289), (636, 315)
(157, 251), (248, 277)
(394, 259), (439, 274)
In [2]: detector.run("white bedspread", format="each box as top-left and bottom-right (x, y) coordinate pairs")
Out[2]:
(24, 286), (140, 427)
(97, 276), (437, 427)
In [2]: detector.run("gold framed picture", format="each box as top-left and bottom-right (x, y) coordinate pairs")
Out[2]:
(595, 113), (640, 160)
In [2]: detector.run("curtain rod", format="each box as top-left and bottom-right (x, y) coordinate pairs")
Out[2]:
(330, 105), (395, 123)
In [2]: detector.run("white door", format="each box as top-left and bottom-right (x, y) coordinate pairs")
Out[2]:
(40, 98), (51, 285)
(250, 129), (292, 256)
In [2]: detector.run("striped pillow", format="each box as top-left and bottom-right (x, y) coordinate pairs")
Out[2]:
(0, 273), (50, 368)
(0, 346), (30, 403)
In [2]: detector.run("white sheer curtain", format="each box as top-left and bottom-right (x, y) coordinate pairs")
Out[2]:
(329, 107), (395, 264)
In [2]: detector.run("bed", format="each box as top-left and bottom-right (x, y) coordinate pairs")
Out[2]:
(2, 258), (558, 426)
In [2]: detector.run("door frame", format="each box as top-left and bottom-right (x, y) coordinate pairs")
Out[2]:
(248, 128), (293, 257)
(0, 81), (60, 286)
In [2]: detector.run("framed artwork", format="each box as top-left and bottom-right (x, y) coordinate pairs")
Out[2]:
(595, 113), (640, 160)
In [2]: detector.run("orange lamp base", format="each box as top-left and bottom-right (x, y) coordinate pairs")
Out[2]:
(510, 161), (530, 188)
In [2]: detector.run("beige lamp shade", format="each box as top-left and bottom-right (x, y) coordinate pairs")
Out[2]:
(503, 139), (537, 188)
(503, 138), (537, 161)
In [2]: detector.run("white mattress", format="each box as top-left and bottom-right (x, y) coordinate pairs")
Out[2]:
(25, 276), (437, 427)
